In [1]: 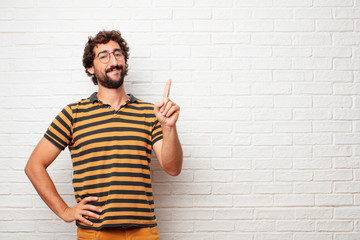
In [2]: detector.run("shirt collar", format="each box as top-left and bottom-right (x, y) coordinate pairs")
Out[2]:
(89, 92), (138, 104)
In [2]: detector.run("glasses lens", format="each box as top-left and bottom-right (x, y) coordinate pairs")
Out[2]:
(98, 52), (109, 63)
(113, 50), (123, 60)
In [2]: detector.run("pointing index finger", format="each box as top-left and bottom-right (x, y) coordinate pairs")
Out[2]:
(163, 79), (172, 100)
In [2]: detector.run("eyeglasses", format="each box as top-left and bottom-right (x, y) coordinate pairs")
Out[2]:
(97, 49), (124, 64)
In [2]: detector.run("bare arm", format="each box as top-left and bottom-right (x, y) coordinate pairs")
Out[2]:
(153, 79), (183, 176)
(25, 137), (102, 226)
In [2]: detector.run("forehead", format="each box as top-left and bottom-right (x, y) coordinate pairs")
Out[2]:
(93, 40), (121, 55)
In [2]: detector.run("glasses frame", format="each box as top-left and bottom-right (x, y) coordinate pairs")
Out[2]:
(96, 49), (124, 64)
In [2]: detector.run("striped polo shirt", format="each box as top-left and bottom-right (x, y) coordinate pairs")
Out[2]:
(44, 92), (163, 230)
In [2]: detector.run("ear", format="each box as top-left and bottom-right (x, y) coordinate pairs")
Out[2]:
(87, 66), (94, 75)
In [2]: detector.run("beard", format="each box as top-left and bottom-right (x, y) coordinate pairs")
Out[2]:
(95, 65), (126, 89)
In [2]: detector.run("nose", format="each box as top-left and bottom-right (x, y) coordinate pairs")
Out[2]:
(109, 52), (117, 65)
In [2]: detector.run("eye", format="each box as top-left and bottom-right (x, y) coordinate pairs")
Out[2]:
(98, 52), (108, 59)
(114, 50), (123, 57)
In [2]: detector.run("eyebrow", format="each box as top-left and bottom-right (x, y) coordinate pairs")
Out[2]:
(97, 48), (122, 57)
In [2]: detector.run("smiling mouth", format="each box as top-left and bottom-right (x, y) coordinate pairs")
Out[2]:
(106, 65), (122, 73)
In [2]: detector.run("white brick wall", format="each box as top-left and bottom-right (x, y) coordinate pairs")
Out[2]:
(0, 1), (359, 239)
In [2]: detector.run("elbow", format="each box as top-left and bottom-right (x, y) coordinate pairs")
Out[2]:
(168, 168), (181, 177)
(24, 162), (32, 178)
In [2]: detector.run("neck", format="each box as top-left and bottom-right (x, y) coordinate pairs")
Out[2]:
(97, 85), (129, 110)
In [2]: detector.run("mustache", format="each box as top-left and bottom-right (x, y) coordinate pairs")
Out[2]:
(106, 65), (123, 73)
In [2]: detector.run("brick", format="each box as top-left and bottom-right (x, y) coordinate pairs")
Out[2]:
(293, 134), (332, 145)
(313, 47), (352, 57)
(212, 33), (250, 44)
(234, 0), (272, 6)
(274, 47), (311, 56)
(215, 233), (253, 240)
(233, 71), (272, 82)
(276, 220), (315, 231)
(172, 209), (213, 220)
(274, 95), (312, 108)
(235, 96), (274, 108)
(212, 58), (251, 70)
(275, 171), (313, 181)
(192, 121), (233, 133)
(335, 233), (360, 240)
(254, 8), (293, 19)
(314, 71), (353, 83)
(211, 135), (251, 146)
(233, 146), (273, 158)
(253, 34), (292, 46)
(334, 83), (360, 95)
(213, 8), (252, 19)
(235, 171), (273, 182)
(295, 8), (332, 18)
(274, 122), (312, 133)
(335, 207), (360, 219)
(275, 20), (315, 32)
(293, 83), (332, 94)
(0, 221), (36, 232)
(294, 109), (332, 120)
(334, 60), (360, 70)
(212, 183), (251, 195)
(194, 170), (232, 182)
(255, 233), (293, 240)
(255, 208), (295, 220)
(314, 0), (353, 6)
(294, 233), (332, 240)
(334, 33), (360, 45)
(253, 159), (292, 169)
(133, 9), (171, 20)
(335, 183), (360, 193)
(171, 183), (211, 195)
(274, 195), (314, 207)
(173, 8), (211, 20)
(236, 221), (276, 232)
(212, 158), (251, 169)
(254, 184), (292, 194)
(274, 0), (312, 6)
(317, 20), (354, 32)
(193, 196), (233, 207)
(274, 146), (312, 158)
(194, 20), (233, 32)
(294, 33), (331, 45)
(336, 109), (360, 120)
(295, 183), (332, 194)
(316, 195), (353, 206)
(334, 157), (360, 169)
(314, 146), (352, 157)
(296, 207), (333, 219)
(215, 208), (253, 219)
(233, 46), (272, 57)
(335, 8), (360, 18)
(157, 221), (194, 233)
(211, 83), (251, 95)
(195, 221), (234, 232)
(254, 59), (291, 70)
(235, 20), (273, 32)
(253, 134), (292, 146)
(253, 109), (292, 121)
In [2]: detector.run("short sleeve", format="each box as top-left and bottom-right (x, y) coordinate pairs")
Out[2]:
(151, 119), (163, 145)
(44, 105), (73, 150)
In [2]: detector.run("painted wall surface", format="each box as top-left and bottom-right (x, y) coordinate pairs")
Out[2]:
(0, 0), (360, 239)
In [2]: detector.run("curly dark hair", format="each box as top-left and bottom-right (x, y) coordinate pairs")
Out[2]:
(82, 30), (130, 85)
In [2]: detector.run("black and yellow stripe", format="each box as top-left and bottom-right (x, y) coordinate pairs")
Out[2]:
(44, 93), (162, 230)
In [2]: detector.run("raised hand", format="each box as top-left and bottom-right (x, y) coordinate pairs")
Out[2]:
(154, 79), (180, 128)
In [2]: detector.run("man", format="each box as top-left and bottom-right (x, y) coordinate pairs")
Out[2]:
(25, 30), (183, 239)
